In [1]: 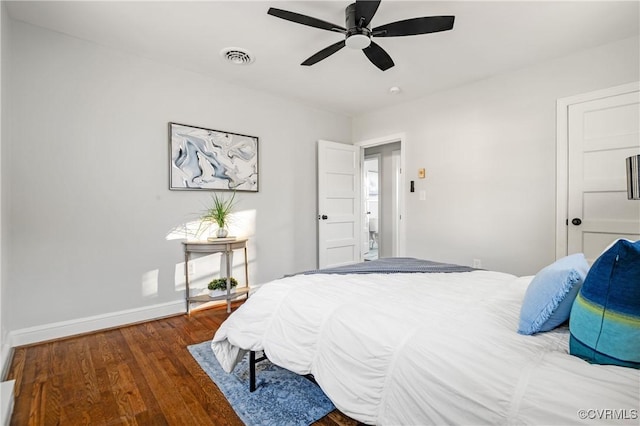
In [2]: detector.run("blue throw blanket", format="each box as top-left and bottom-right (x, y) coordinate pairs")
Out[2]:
(302, 257), (478, 275)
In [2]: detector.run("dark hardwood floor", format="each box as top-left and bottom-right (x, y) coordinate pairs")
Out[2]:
(6, 302), (361, 425)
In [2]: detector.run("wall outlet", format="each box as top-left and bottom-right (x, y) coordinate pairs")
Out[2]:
(188, 262), (196, 275)
(473, 259), (482, 268)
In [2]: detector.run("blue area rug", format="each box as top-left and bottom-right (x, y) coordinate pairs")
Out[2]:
(188, 341), (336, 426)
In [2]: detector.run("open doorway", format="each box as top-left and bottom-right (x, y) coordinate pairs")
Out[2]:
(361, 140), (403, 259)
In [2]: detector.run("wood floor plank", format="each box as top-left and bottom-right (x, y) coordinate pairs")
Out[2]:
(109, 363), (146, 419)
(41, 374), (62, 425)
(10, 348), (39, 425)
(8, 347), (26, 397)
(27, 381), (44, 425)
(109, 330), (167, 424)
(6, 303), (362, 426)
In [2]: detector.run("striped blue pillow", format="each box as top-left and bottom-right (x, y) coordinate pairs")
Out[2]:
(569, 239), (640, 369)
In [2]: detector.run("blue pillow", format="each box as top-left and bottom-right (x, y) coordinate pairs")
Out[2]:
(570, 239), (640, 369)
(518, 254), (590, 335)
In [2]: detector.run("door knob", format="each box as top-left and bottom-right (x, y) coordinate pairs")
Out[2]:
(318, 214), (328, 220)
(571, 218), (582, 226)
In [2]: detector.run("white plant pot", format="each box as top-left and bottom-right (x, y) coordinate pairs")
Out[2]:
(209, 288), (236, 298)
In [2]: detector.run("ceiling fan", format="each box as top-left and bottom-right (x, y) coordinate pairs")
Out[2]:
(267, 0), (455, 71)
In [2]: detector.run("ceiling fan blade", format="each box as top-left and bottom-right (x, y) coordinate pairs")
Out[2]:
(301, 40), (346, 66)
(363, 41), (394, 71)
(373, 16), (455, 37)
(355, 0), (381, 27)
(268, 8), (346, 33)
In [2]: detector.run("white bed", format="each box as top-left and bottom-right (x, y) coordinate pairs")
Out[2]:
(211, 267), (640, 425)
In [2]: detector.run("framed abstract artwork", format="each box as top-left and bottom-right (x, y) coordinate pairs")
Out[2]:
(169, 122), (259, 192)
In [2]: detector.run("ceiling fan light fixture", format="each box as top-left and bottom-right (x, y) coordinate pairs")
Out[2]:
(220, 47), (255, 65)
(267, 1), (455, 70)
(345, 33), (371, 49)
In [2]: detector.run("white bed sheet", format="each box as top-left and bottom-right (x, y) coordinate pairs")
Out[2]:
(211, 270), (640, 425)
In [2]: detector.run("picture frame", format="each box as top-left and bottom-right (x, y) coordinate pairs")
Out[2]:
(169, 122), (259, 192)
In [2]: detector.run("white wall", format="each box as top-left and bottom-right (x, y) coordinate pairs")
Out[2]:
(353, 36), (640, 276)
(4, 20), (350, 336)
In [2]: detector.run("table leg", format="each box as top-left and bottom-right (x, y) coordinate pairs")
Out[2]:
(184, 251), (191, 315)
(244, 246), (249, 299)
(225, 249), (231, 313)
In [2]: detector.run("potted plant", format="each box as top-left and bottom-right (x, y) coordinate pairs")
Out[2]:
(208, 277), (238, 297)
(200, 191), (236, 238)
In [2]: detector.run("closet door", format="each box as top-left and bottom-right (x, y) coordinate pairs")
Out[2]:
(566, 90), (640, 262)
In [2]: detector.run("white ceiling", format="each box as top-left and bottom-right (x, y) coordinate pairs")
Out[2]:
(6, 1), (640, 116)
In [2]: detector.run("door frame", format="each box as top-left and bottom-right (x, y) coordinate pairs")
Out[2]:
(555, 81), (640, 259)
(355, 133), (406, 258)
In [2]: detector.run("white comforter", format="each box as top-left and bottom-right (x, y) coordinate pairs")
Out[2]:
(211, 270), (640, 425)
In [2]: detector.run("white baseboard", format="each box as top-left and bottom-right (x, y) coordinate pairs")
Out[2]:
(9, 300), (185, 347)
(0, 344), (12, 382)
(1, 380), (14, 426)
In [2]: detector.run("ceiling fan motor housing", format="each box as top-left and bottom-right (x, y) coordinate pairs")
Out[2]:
(345, 3), (371, 49)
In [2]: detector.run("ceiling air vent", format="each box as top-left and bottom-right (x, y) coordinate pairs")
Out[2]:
(220, 47), (255, 65)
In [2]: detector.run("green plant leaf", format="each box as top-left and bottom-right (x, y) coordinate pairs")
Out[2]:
(198, 191), (237, 235)
(207, 277), (238, 291)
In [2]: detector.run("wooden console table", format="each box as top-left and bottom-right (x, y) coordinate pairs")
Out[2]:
(182, 238), (249, 314)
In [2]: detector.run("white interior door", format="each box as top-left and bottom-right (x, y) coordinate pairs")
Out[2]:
(318, 140), (361, 269)
(567, 89), (640, 262)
